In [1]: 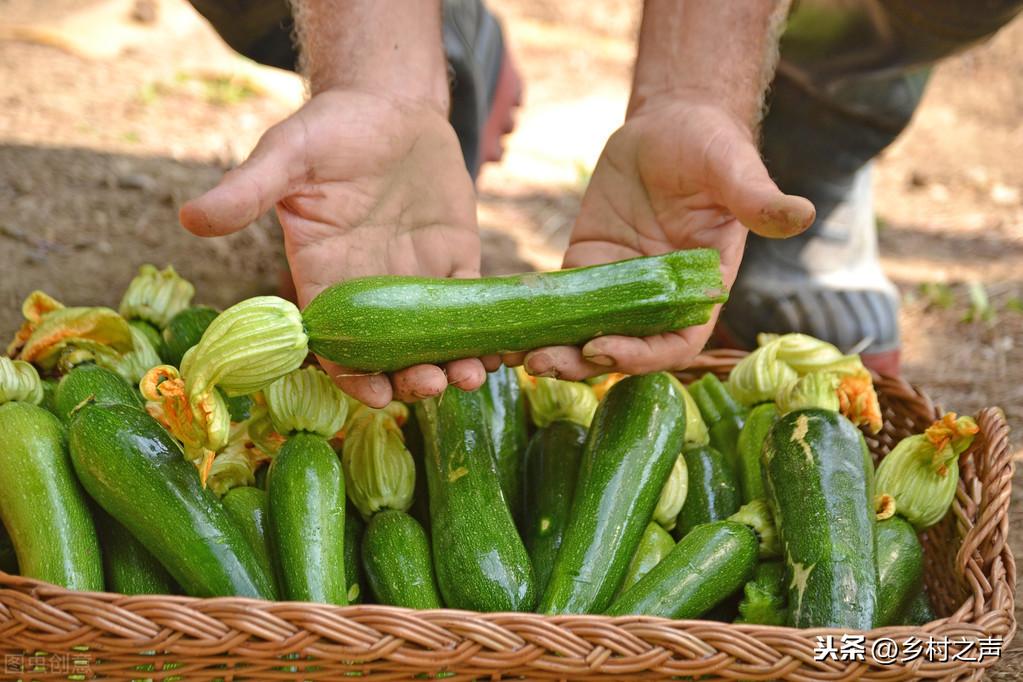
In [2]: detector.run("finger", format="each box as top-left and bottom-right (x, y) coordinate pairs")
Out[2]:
(180, 124), (302, 237)
(480, 354), (502, 372)
(501, 351), (527, 367)
(523, 346), (609, 382)
(390, 364), (449, 403)
(319, 357), (393, 408)
(707, 134), (815, 239)
(445, 358), (487, 391)
(580, 321), (715, 375)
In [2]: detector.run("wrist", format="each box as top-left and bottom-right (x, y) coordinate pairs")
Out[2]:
(627, 86), (758, 132)
(295, 0), (450, 115)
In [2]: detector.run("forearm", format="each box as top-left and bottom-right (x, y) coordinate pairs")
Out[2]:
(290, 0), (449, 111)
(629, 0), (792, 126)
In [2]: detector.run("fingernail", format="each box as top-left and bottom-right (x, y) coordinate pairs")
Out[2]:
(524, 353), (557, 378)
(584, 354), (615, 367)
(369, 374), (390, 395)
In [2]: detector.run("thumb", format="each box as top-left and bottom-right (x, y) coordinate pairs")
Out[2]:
(180, 124), (303, 237)
(707, 133), (816, 239)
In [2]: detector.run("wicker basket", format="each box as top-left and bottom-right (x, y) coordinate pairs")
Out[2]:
(0, 351), (1014, 681)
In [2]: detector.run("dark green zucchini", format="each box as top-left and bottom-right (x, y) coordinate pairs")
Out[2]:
(521, 420), (587, 594)
(68, 402), (275, 598)
(344, 502), (366, 604)
(617, 522), (676, 596)
(362, 510), (442, 609)
(160, 305), (219, 366)
(0, 401), (103, 590)
(95, 509), (175, 595)
(303, 250), (727, 372)
(480, 365), (528, 524)
(415, 387), (536, 612)
(221, 486), (278, 598)
(876, 516), (924, 627)
(54, 363), (143, 423)
(268, 432), (347, 605)
(402, 411), (431, 533)
(0, 523), (17, 574)
(689, 373), (746, 475)
(541, 373), (686, 614)
(899, 588), (936, 625)
(736, 403), (778, 503)
(606, 521), (758, 619)
(762, 408), (877, 629)
(674, 445), (741, 539)
(735, 560), (787, 625)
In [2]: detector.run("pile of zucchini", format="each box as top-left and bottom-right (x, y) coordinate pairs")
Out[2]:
(0, 261), (977, 632)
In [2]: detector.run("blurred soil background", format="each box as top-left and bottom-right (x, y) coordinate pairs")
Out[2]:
(1, 0), (1022, 675)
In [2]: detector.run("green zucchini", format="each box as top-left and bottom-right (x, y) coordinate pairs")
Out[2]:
(303, 250), (726, 372)
(95, 510), (175, 595)
(521, 420), (587, 594)
(344, 502), (366, 604)
(876, 516), (924, 627)
(617, 522), (676, 596)
(415, 388), (536, 612)
(268, 432), (347, 605)
(606, 521), (758, 619)
(68, 402), (275, 598)
(54, 363), (143, 423)
(402, 411), (431, 533)
(541, 373), (686, 614)
(689, 373), (746, 475)
(362, 510), (442, 609)
(763, 408), (877, 629)
(736, 403), (778, 503)
(735, 560), (788, 625)
(39, 378), (60, 417)
(0, 401), (102, 590)
(160, 305), (219, 366)
(130, 319), (164, 356)
(0, 523), (17, 574)
(674, 445), (741, 539)
(900, 588), (936, 625)
(221, 486), (278, 598)
(480, 365), (528, 524)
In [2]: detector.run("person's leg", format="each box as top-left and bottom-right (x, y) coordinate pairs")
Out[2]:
(187, 0), (519, 178)
(718, 0), (1023, 374)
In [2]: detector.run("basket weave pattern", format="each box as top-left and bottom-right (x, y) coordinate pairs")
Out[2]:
(0, 351), (1014, 680)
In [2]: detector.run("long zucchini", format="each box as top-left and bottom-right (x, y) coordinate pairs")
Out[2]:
(606, 521), (758, 619)
(875, 516), (924, 627)
(68, 402), (275, 598)
(268, 433), (347, 605)
(303, 250), (726, 371)
(480, 365), (528, 524)
(415, 387), (536, 612)
(361, 510), (442, 609)
(674, 445), (741, 539)
(541, 373), (686, 614)
(0, 401), (103, 590)
(521, 420), (587, 594)
(763, 408), (877, 629)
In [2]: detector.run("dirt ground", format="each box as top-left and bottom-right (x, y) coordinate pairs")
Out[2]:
(1, 0), (1022, 676)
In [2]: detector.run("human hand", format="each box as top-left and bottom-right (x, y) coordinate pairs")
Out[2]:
(180, 89), (490, 407)
(509, 99), (816, 380)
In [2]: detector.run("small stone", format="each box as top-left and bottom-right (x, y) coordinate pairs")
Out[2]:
(117, 172), (157, 192)
(928, 184), (950, 202)
(990, 182), (1020, 207)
